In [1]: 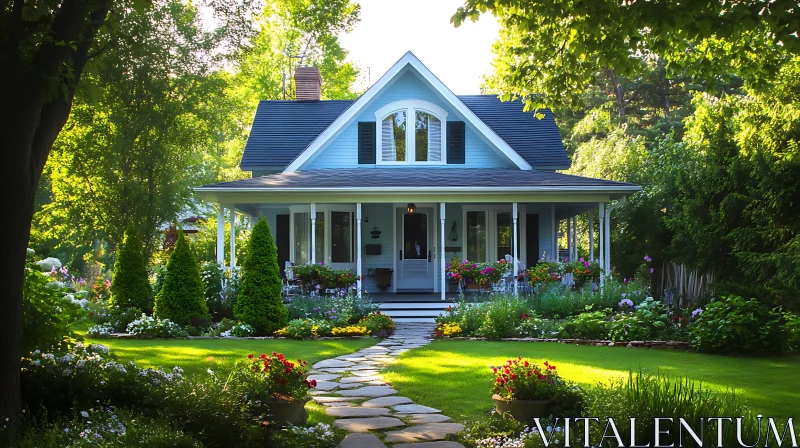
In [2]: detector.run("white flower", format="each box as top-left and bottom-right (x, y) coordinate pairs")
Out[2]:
(80, 411), (89, 418)
(207, 368), (214, 375)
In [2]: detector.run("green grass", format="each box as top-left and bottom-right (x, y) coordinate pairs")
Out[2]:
(86, 336), (376, 376)
(382, 340), (800, 421)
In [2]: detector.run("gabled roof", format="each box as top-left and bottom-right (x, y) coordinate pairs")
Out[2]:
(197, 168), (640, 193)
(459, 96), (569, 170)
(240, 100), (353, 170)
(287, 52), (535, 171)
(240, 52), (572, 172)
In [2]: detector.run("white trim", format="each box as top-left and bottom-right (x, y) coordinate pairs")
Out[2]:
(356, 203), (362, 298)
(196, 185), (641, 193)
(229, 208), (236, 267)
(598, 203), (605, 283)
(512, 202), (518, 295)
(440, 202), (446, 301)
(588, 209), (595, 261)
(282, 52), (532, 172)
(375, 100), (448, 166)
(551, 204), (556, 261)
(216, 205), (225, 265)
(310, 203), (316, 264)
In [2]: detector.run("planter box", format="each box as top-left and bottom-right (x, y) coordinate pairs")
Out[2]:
(492, 394), (552, 423)
(263, 397), (310, 427)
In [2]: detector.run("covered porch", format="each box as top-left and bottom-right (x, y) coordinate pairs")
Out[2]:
(193, 168), (641, 301)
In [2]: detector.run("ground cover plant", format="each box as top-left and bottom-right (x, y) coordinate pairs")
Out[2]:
(382, 340), (800, 421)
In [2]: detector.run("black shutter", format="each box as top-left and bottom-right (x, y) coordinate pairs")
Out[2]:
(447, 121), (465, 164)
(358, 122), (376, 164)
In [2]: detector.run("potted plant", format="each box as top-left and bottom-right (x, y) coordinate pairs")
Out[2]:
(490, 357), (563, 422)
(234, 352), (317, 426)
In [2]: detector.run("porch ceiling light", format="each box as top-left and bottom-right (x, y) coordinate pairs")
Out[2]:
(407, 203), (416, 214)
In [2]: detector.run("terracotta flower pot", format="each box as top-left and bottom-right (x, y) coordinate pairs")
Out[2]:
(264, 397), (310, 427)
(492, 394), (552, 423)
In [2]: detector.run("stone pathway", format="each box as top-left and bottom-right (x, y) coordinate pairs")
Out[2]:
(309, 323), (465, 448)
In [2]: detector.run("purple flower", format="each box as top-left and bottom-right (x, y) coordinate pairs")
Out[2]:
(649, 267), (654, 273)
(619, 298), (634, 308)
(692, 308), (703, 317)
(580, 258), (585, 262)
(623, 278), (627, 283)
(584, 262), (590, 267)
(644, 255), (652, 262)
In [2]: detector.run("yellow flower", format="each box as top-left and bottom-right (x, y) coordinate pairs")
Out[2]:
(437, 322), (462, 337)
(331, 325), (369, 336)
(274, 327), (288, 336)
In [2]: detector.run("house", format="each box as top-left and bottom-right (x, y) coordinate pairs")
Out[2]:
(194, 52), (640, 309)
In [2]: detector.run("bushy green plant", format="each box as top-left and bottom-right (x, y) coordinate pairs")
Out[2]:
(585, 373), (759, 447)
(689, 296), (795, 355)
(200, 262), (225, 320)
(517, 313), (561, 338)
(154, 231), (207, 326)
(286, 292), (379, 324)
(92, 306), (143, 332)
(109, 226), (153, 311)
(269, 422), (345, 448)
(282, 319), (318, 339)
(477, 296), (529, 340)
(358, 312), (394, 334)
(22, 252), (82, 354)
(235, 218), (286, 334)
(126, 314), (187, 338)
(4, 407), (202, 448)
(607, 313), (650, 341)
(559, 310), (611, 339)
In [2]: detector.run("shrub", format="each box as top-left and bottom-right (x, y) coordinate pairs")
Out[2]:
(607, 313), (650, 342)
(126, 314), (187, 338)
(235, 218), (286, 334)
(689, 295), (795, 355)
(269, 423), (345, 448)
(87, 325), (114, 337)
(517, 313), (561, 338)
(93, 306), (143, 332)
(220, 322), (255, 338)
(281, 319), (319, 339)
(491, 358), (578, 405)
(359, 312), (394, 334)
(109, 226), (153, 311)
(476, 296), (529, 339)
(200, 262), (225, 319)
(154, 231), (207, 326)
(559, 310), (610, 340)
(435, 322), (462, 337)
(22, 252), (81, 353)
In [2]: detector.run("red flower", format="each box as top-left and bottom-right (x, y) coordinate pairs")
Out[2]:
(248, 354), (253, 359)
(524, 361), (529, 367)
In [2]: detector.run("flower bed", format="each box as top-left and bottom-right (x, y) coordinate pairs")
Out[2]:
(446, 257), (511, 290)
(292, 262), (358, 293)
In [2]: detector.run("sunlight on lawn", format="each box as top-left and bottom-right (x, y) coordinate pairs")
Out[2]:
(382, 340), (800, 421)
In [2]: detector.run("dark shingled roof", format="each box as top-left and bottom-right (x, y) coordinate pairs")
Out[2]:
(239, 95), (570, 171)
(197, 168), (640, 191)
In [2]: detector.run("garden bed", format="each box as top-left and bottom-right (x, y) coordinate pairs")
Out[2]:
(442, 336), (691, 349)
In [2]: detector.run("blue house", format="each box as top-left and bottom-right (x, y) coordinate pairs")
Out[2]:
(195, 52), (639, 305)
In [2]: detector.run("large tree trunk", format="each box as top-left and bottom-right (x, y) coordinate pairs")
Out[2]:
(0, 0), (112, 420)
(605, 68), (626, 122)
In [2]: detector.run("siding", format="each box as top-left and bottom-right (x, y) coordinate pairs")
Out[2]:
(360, 204), (395, 293)
(305, 70), (515, 170)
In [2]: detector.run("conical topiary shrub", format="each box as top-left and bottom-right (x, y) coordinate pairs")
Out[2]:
(234, 217), (286, 334)
(154, 230), (207, 325)
(109, 226), (152, 311)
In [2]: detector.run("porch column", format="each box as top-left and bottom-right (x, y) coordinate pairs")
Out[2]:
(567, 218), (572, 261)
(310, 203), (316, 264)
(217, 205), (225, 266)
(513, 202), (519, 295)
(588, 209), (595, 261)
(229, 208), (236, 268)
(598, 203), (605, 286)
(550, 204), (556, 261)
(440, 202), (446, 301)
(356, 203), (362, 298)
(572, 216), (578, 261)
(604, 204), (611, 277)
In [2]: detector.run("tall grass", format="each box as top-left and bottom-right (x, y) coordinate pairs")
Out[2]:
(585, 372), (777, 447)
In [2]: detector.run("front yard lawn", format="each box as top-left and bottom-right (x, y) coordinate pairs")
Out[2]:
(382, 340), (800, 421)
(86, 336), (376, 376)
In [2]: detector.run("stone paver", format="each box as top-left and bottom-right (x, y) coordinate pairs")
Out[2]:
(361, 396), (414, 407)
(338, 385), (397, 397)
(383, 423), (466, 443)
(314, 323), (464, 447)
(393, 442), (465, 448)
(338, 433), (387, 448)
(327, 407), (391, 417)
(334, 416), (405, 432)
(393, 404), (441, 414)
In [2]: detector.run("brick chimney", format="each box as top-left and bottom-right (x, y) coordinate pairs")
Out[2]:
(294, 66), (322, 101)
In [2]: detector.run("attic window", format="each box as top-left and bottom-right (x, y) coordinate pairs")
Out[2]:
(375, 100), (448, 165)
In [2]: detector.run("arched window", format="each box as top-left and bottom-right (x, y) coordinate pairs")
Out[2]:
(375, 100), (448, 164)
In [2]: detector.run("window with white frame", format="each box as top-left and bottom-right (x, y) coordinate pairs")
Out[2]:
(375, 100), (447, 164)
(463, 206), (525, 263)
(290, 206), (356, 266)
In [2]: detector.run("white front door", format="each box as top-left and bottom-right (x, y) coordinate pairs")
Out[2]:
(396, 207), (434, 291)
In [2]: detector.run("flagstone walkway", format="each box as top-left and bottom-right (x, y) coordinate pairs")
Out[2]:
(309, 322), (465, 448)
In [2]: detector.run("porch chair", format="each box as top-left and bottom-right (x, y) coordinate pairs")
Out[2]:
(282, 261), (299, 299)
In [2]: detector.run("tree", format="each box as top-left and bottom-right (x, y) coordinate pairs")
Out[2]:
(32, 1), (232, 259)
(235, 218), (287, 335)
(154, 231), (207, 325)
(109, 226), (152, 311)
(454, 0), (798, 112)
(1, 0), (116, 420)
